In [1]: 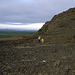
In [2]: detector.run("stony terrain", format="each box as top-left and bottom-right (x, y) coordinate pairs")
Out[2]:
(0, 45), (75, 75)
(0, 7), (75, 75)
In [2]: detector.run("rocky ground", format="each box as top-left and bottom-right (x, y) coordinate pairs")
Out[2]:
(0, 45), (75, 75)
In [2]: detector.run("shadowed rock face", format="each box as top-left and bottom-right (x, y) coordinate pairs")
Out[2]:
(36, 8), (75, 44)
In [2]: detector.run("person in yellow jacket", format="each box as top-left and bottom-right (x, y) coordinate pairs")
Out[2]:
(41, 38), (44, 43)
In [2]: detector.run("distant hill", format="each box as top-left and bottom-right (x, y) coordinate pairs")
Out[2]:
(36, 7), (75, 44)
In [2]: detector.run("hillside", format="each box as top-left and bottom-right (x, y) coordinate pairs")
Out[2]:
(0, 8), (75, 46)
(36, 7), (75, 44)
(0, 8), (75, 75)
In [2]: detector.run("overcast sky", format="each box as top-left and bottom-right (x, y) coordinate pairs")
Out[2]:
(0, 0), (75, 30)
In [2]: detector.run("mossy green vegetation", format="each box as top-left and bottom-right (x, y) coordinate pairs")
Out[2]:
(38, 25), (48, 34)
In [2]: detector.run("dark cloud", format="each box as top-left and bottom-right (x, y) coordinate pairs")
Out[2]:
(0, 0), (75, 24)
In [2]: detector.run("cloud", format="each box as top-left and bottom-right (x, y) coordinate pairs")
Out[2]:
(0, 0), (75, 24)
(0, 23), (44, 30)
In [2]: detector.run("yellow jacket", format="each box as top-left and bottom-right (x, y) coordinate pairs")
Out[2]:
(41, 38), (44, 41)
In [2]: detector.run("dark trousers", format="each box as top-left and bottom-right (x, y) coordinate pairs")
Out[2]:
(38, 39), (40, 43)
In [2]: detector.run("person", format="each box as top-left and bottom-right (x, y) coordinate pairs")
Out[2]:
(41, 38), (44, 43)
(38, 36), (41, 43)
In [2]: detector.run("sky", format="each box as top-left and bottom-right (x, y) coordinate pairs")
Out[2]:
(0, 0), (75, 30)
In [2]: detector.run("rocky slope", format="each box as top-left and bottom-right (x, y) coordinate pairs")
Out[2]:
(36, 7), (75, 44)
(0, 8), (75, 75)
(0, 8), (75, 46)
